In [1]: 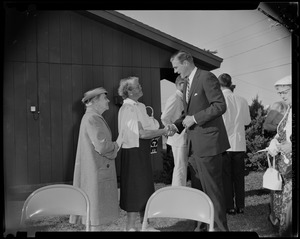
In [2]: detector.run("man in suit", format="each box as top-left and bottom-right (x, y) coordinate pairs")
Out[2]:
(168, 50), (230, 231)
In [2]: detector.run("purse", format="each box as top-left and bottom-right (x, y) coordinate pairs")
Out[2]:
(146, 106), (160, 129)
(263, 153), (282, 191)
(146, 106), (160, 154)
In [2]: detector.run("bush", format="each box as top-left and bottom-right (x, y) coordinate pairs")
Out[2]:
(154, 146), (174, 184)
(245, 95), (273, 172)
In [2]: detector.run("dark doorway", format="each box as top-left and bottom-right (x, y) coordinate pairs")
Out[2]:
(160, 68), (178, 83)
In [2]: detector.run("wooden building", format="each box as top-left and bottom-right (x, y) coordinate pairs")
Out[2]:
(3, 8), (223, 196)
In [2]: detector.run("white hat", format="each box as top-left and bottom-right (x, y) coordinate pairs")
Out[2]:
(274, 75), (292, 86)
(82, 87), (107, 104)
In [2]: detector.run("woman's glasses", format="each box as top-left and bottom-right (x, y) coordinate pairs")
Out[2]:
(277, 88), (291, 96)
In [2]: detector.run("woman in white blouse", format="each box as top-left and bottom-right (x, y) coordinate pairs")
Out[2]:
(117, 76), (168, 231)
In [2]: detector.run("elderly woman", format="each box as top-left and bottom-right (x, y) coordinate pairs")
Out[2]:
(267, 75), (292, 236)
(117, 76), (168, 231)
(69, 87), (120, 231)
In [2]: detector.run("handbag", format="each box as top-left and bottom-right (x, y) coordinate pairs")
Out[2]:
(146, 106), (160, 129)
(146, 106), (160, 154)
(263, 153), (282, 191)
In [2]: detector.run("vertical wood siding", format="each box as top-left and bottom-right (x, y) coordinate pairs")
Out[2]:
(3, 10), (176, 190)
(61, 65), (74, 181)
(3, 62), (16, 188)
(14, 62), (28, 186)
(26, 62), (40, 185)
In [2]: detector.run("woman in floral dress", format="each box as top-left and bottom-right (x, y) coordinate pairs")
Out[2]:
(267, 75), (292, 236)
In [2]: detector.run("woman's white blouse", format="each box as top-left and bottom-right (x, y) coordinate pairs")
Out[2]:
(117, 98), (159, 148)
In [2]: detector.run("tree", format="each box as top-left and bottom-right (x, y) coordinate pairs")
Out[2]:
(245, 95), (273, 171)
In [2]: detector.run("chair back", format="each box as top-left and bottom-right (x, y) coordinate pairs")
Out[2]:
(141, 186), (214, 231)
(20, 184), (90, 231)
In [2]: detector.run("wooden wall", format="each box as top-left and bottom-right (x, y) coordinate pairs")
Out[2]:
(3, 9), (173, 191)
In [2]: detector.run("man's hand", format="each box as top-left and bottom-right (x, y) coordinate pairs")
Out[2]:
(182, 115), (195, 129)
(166, 124), (177, 136)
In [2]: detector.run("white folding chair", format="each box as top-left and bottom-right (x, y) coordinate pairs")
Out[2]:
(141, 186), (214, 231)
(20, 184), (90, 232)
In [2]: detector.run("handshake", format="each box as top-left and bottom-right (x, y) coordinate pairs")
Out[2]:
(163, 124), (178, 137)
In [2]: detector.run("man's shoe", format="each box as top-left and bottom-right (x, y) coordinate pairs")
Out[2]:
(236, 208), (244, 214)
(226, 209), (236, 215)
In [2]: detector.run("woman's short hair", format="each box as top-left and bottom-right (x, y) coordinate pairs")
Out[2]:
(118, 76), (139, 99)
(175, 75), (185, 86)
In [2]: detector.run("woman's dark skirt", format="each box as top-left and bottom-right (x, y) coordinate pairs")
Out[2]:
(119, 138), (155, 212)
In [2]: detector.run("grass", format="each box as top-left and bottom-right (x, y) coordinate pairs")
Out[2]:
(20, 171), (280, 236)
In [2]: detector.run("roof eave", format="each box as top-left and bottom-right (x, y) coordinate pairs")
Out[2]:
(79, 10), (223, 70)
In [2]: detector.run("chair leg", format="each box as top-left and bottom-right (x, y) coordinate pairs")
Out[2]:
(141, 217), (148, 231)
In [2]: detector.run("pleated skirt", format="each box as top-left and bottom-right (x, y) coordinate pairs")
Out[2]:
(119, 138), (155, 212)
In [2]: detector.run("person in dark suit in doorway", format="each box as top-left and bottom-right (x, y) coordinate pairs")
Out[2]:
(168, 50), (230, 231)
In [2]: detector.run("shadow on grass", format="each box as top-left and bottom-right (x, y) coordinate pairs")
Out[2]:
(23, 216), (85, 233)
(154, 219), (195, 231)
(227, 202), (279, 237)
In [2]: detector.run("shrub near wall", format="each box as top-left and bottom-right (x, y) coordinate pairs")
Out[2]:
(245, 95), (273, 172)
(154, 146), (174, 184)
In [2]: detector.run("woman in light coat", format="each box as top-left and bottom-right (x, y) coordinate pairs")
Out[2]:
(69, 87), (120, 231)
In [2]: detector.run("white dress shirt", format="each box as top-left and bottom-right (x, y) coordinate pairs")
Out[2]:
(187, 67), (197, 124)
(186, 67), (197, 100)
(222, 89), (251, 151)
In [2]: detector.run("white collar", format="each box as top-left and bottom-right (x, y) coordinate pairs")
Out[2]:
(222, 88), (232, 94)
(123, 98), (139, 105)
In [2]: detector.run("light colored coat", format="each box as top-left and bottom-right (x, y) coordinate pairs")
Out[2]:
(161, 89), (188, 186)
(69, 107), (119, 226)
(161, 90), (187, 147)
(222, 88), (251, 151)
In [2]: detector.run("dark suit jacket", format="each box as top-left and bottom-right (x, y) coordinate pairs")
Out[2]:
(174, 69), (230, 157)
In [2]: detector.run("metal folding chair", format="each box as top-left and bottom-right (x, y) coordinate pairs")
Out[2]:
(141, 186), (214, 231)
(20, 184), (90, 232)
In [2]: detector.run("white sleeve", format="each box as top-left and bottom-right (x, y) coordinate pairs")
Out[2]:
(161, 94), (179, 126)
(243, 99), (251, 125)
(117, 104), (139, 148)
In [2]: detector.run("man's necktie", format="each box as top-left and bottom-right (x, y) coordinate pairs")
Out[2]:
(186, 79), (190, 103)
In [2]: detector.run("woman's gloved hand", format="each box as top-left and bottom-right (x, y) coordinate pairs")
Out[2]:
(267, 138), (280, 157)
